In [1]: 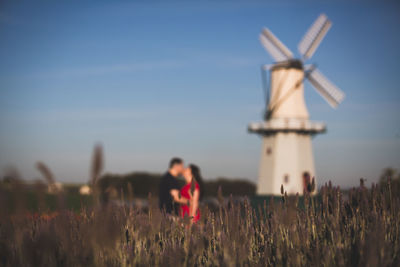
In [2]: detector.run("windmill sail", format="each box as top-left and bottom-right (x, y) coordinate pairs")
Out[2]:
(298, 14), (331, 61)
(260, 28), (293, 62)
(307, 69), (345, 108)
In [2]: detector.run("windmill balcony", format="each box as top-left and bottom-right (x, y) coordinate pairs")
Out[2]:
(248, 118), (326, 135)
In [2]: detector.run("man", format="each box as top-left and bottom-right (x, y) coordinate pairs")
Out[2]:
(158, 157), (189, 215)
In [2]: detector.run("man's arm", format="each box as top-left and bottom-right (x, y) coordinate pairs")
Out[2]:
(170, 189), (189, 205)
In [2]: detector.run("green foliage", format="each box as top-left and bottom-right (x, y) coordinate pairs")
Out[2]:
(97, 172), (256, 199)
(379, 167), (400, 195)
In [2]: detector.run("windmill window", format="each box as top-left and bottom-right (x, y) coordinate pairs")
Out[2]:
(284, 174), (289, 184)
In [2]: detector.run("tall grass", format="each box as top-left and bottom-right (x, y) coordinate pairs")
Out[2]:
(1, 179), (399, 266)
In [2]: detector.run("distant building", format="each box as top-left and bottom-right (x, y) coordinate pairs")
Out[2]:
(79, 185), (92, 195)
(48, 182), (63, 194)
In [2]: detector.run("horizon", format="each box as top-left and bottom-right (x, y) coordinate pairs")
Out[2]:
(1, 1), (400, 189)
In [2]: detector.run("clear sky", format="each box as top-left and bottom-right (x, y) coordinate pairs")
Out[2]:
(0, 1), (399, 188)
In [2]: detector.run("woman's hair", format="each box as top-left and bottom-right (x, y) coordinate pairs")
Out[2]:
(189, 164), (204, 201)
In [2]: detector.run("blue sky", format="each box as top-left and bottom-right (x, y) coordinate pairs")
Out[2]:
(0, 1), (399, 187)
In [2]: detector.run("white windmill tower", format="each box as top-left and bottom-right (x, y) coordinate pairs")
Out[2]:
(248, 14), (345, 195)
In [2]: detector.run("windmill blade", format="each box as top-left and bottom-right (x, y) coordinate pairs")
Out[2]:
(260, 28), (293, 62)
(261, 65), (269, 106)
(298, 14), (332, 61)
(307, 69), (345, 108)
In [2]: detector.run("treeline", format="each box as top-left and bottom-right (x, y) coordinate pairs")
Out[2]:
(98, 172), (256, 199)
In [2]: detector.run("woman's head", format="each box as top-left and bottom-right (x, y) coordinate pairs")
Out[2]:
(183, 164), (204, 200)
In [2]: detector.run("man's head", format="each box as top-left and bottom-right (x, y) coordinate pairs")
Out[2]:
(169, 157), (184, 176)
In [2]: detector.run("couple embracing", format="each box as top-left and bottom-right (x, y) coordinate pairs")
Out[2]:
(158, 157), (204, 223)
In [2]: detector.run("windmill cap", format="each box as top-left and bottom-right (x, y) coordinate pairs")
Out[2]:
(270, 59), (303, 71)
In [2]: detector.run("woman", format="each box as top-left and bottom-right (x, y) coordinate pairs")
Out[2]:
(180, 164), (204, 223)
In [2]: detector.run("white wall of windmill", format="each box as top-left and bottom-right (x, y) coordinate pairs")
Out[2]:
(269, 67), (309, 119)
(257, 132), (316, 195)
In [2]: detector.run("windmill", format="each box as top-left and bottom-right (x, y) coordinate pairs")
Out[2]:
(248, 14), (345, 195)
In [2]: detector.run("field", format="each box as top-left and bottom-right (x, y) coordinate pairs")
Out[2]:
(1, 177), (399, 266)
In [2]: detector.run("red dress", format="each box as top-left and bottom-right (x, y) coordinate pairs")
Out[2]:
(180, 182), (200, 222)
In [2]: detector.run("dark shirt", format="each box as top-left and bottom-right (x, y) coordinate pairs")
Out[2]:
(158, 171), (180, 214)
